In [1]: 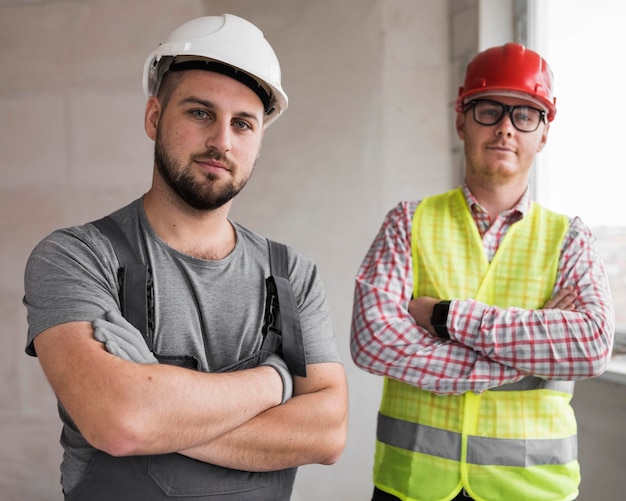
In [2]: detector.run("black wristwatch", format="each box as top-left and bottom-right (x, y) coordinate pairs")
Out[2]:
(430, 300), (451, 339)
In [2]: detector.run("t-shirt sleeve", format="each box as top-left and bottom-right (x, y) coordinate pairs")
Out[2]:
(23, 225), (120, 356)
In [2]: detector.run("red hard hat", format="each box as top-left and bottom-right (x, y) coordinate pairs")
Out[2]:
(455, 43), (557, 122)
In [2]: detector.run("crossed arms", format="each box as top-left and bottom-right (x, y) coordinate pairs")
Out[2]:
(350, 202), (615, 395)
(34, 318), (348, 471)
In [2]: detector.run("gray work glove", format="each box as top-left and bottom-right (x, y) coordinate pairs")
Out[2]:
(262, 353), (293, 404)
(93, 312), (292, 402)
(93, 310), (158, 364)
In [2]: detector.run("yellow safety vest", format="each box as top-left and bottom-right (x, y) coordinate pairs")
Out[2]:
(374, 188), (578, 501)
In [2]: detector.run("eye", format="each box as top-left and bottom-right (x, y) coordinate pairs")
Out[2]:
(190, 109), (211, 120)
(513, 107), (538, 124)
(232, 119), (252, 131)
(475, 104), (501, 121)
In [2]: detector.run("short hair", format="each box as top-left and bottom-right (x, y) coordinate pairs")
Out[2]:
(155, 70), (185, 109)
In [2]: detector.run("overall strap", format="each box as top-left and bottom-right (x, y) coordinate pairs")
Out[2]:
(91, 216), (153, 344)
(267, 240), (307, 377)
(91, 216), (305, 377)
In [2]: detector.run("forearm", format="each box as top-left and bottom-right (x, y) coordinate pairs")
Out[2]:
(416, 218), (615, 380)
(107, 362), (284, 456)
(449, 298), (614, 379)
(350, 280), (525, 394)
(180, 364), (349, 471)
(34, 323), (284, 457)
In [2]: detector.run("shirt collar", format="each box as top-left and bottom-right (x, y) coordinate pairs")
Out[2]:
(461, 183), (531, 220)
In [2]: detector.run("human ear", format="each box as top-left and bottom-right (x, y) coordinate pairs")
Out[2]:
(536, 123), (550, 152)
(144, 97), (161, 141)
(455, 112), (466, 140)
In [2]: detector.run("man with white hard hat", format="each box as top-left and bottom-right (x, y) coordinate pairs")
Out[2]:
(24, 14), (348, 500)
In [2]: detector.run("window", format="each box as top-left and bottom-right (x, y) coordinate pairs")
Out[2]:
(530, 0), (626, 354)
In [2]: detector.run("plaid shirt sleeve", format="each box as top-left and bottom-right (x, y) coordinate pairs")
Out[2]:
(449, 216), (615, 380)
(350, 202), (526, 395)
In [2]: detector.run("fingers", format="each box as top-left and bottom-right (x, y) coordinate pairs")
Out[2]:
(93, 324), (136, 361)
(408, 296), (440, 334)
(544, 286), (576, 310)
(93, 311), (158, 364)
(105, 310), (141, 333)
(94, 324), (153, 363)
(104, 339), (141, 362)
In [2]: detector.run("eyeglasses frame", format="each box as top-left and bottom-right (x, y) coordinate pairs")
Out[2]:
(464, 99), (547, 133)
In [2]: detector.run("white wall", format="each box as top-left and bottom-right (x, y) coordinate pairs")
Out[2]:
(0, 0), (454, 499)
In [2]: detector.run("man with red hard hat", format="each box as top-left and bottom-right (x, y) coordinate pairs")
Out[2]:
(24, 14), (348, 500)
(351, 43), (614, 501)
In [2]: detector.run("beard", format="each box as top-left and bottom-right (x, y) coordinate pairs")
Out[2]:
(154, 128), (251, 212)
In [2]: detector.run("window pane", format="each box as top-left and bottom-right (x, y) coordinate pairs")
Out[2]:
(533, 0), (626, 353)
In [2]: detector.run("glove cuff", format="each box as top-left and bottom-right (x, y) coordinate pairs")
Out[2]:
(263, 359), (293, 404)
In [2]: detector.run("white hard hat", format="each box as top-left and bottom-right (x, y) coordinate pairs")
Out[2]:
(143, 14), (288, 126)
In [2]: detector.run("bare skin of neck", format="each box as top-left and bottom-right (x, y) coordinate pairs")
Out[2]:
(465, 176), (527, 220)
(143, 181), (236, 261)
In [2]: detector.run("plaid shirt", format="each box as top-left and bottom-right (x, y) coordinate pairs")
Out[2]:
(350, 185), (615, 395)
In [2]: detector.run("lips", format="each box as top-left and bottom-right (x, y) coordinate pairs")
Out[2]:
(195, 158), (230, 174)
(487, 143), (515, 154)
(197, 159), (226, 168)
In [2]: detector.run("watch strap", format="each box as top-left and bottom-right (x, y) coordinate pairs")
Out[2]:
(431, 300), (451, 339)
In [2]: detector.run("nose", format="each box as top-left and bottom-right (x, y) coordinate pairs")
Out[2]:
(495, 112), (515, 137)
(206, 120), (232, 153)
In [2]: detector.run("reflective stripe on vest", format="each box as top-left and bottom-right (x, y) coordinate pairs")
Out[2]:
(373, 189), (578, 501)
(378, 413), (578, 467)
(491, 375), (573, 393)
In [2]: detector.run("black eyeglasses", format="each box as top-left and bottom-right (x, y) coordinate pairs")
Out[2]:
(464, 99), (547, 132)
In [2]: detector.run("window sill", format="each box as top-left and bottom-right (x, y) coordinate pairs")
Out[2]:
(598, 354), (626, 385)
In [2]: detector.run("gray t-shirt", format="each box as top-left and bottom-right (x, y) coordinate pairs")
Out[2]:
(24, 198), (340, 492)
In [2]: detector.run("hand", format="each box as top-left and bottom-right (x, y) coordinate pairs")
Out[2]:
(543, 286), (576, 311)
(408, 296), (440, 336)
(261, 353), (293, 404)
(93, 310), (158, 364)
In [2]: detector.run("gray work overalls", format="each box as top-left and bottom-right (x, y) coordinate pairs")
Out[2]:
(66, 219), (306, 500)
(64, 452), (296, 500)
